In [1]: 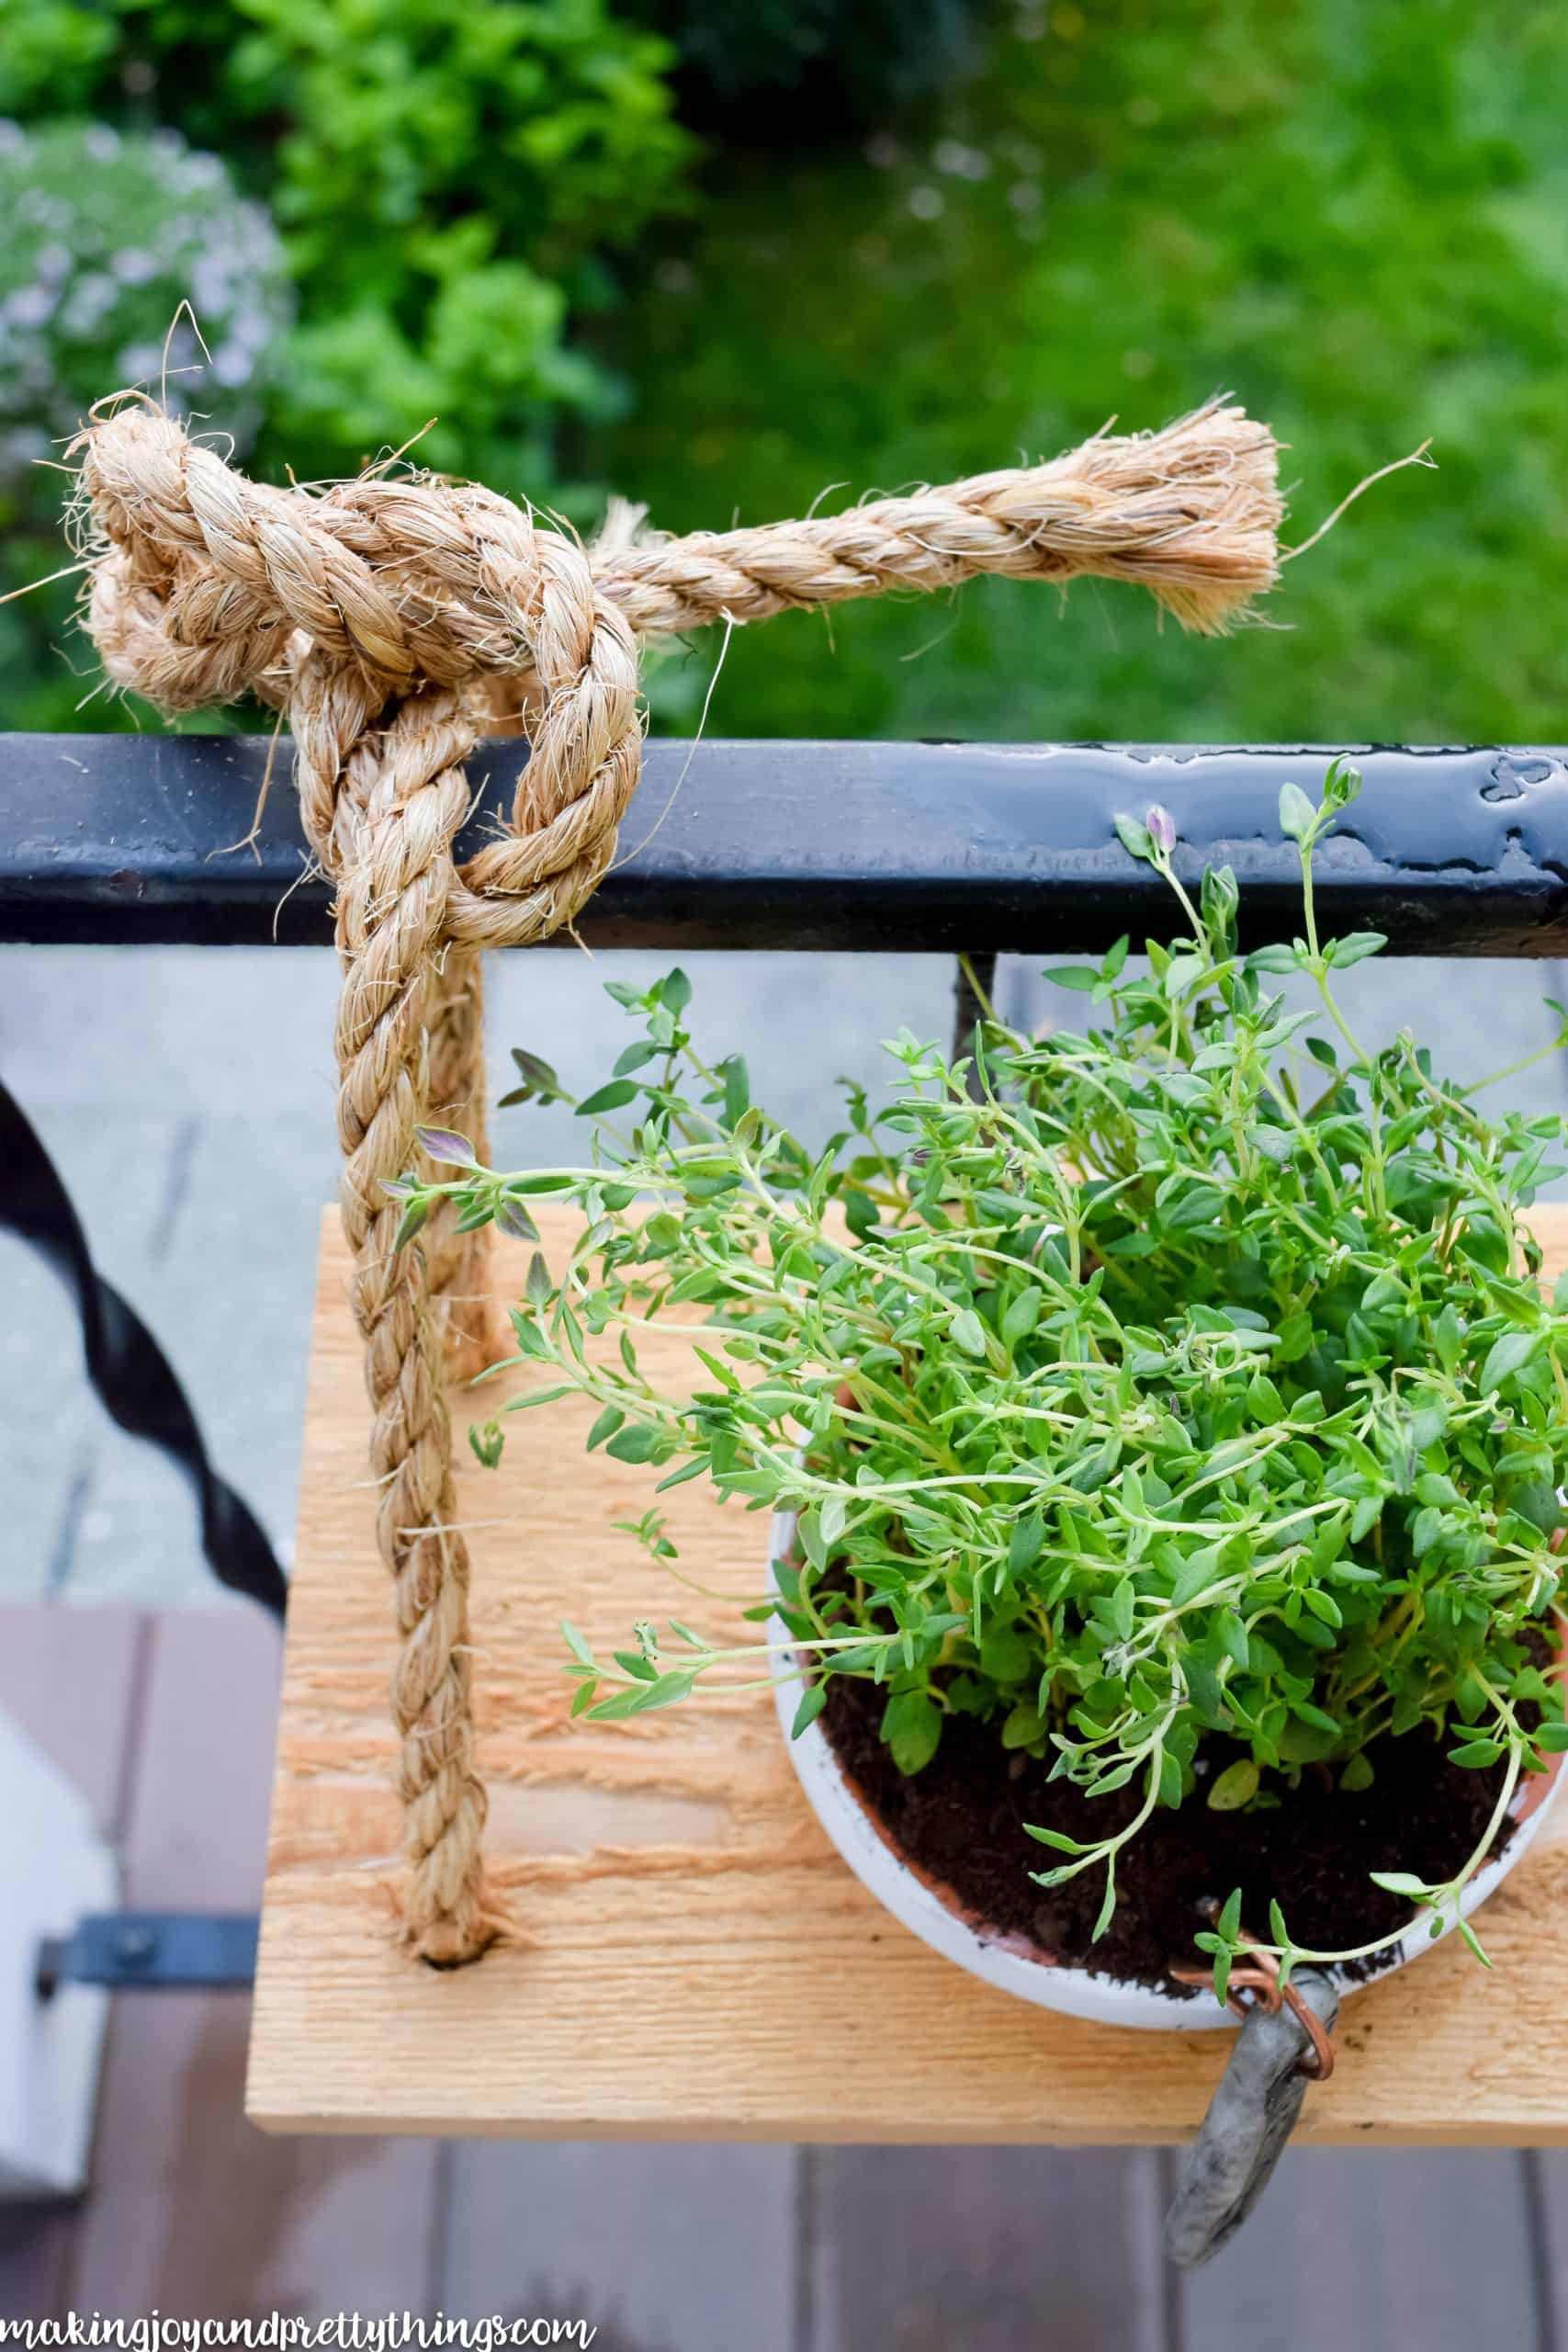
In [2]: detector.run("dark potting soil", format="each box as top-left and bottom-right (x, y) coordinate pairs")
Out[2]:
(820, 1673), (1525, 1994)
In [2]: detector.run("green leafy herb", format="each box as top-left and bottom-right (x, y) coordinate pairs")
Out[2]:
(397, 763), (1567, 1984)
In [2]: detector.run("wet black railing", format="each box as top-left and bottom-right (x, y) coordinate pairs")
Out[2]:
(5, 736), (1568, 954)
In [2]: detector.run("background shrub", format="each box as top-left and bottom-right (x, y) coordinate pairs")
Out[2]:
(0, 117), (291, 727)
(1, 0), (695, 728)
(5, 0), (1565, 758)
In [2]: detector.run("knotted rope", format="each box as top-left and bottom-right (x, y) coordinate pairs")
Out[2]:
(72, 392), (1281, 1965)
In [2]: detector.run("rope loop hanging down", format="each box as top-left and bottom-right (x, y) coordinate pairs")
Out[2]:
(72, 392), (1282, 1965)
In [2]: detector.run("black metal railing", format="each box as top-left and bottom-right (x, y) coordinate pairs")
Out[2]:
(6, 737), (1568, 954)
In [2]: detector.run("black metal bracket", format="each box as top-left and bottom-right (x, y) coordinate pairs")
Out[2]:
(36, 1911), (259, 1996)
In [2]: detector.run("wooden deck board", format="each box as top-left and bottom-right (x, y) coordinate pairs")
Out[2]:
(1178, 2151), (1540, 2347)
(807, 2147), (1174, 2351)
(75, 1608), (446, 2316)
(251, 1207), (1568, 2143)
(443, 2143), (801, 2349)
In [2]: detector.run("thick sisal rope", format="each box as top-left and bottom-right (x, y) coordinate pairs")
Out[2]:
(73, 392), (1281, 1964)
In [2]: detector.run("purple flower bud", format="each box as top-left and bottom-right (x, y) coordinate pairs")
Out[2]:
(1146, 804), (1177, 855)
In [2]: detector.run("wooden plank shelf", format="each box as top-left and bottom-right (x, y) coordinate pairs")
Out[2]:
(249, 1206), (1568, 2143)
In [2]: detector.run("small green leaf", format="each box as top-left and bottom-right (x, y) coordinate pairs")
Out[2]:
(791, 1683), (828, 1738)
(951, 1307), (988, 1359)
(1024, 1824), (1089, 1855)
(495, 1197), (539, 1242)
(1114, 811), (1155, 863)
(1207, 1758), (1259, 1811)
(1326, 931), (1386, 969)
(605, 1422), (660, 1464)
(654, 1455), (710, 1491)
(979, 1623), (1033, 1682)
(1003, 1288), (1042, 1345)
(723, 1057), (750, 1128)
(1481, 1329), (1543, 1393)
(884, 1690), (942, 1773)
(393, 1197), (431, 1251)
(1456, 1917), (1494, 1968)
(508, 1046), (564, 1099)
(1279, 781), (1316, 842)
(641, 1668), (696, 1709)
(577, 1080), (640, 1117)
(1008, 1511), (1044, 1577)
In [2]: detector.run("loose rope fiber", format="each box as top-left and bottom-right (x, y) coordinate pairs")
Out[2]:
(72, 393), (1281, 1965)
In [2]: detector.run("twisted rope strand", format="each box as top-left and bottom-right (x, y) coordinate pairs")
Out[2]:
(591, 403), (1281, 640)
(73, 391), (1281, 1965)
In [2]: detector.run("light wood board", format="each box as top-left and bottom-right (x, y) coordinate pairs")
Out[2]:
(250, 1206), (1568, 2142)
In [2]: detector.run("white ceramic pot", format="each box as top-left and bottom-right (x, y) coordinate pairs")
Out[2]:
(768, 1515), (1566, 2030)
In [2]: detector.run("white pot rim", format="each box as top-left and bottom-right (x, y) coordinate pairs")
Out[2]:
(768, 1512), (1566, 2030)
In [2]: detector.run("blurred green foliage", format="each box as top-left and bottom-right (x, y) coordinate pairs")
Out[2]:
(1, 0), (694, 726)
(590, 0), (1568, 749)
(0, 0), (694, 483)
(6, 0), (1567, 752)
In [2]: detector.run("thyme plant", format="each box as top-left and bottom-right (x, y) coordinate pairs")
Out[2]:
(399, 763), (1568, 1987)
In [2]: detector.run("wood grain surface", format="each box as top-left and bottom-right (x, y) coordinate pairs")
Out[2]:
(249, 1207), (1568, 2142)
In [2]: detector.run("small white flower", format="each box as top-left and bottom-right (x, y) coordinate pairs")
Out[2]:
(4, 283), (55, 329)
(115, 342), (166, 386)
(112, 247), (160, 287)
